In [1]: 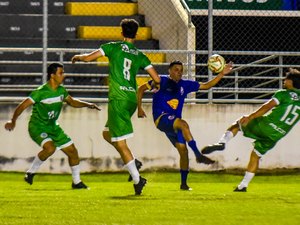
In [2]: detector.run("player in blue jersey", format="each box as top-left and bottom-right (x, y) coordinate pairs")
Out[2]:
(4, 63), (101, 189)
(138, 60), (233, 190)
(201, 68), (300, 192)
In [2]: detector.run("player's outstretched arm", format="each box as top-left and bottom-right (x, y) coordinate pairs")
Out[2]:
(200, 62), (233, 90)
(239, 99), (277, 126)
(146, 67), (160, 86)
(71, 49), (103, 64)
(137, 83), (149, 118)
(65, 96), (101, 111)
(4, 98), (33, 131)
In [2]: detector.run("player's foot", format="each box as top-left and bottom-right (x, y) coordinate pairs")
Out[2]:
(72, 181), (89, 189)
(233, 186), (247, 192)
(128, 159), (143, 182)
(180, 184), (192, 191)
(24, 173), (35, 185)
(133, 177), (147, 195)
(201, 142), (225, 154)
(196, 154), (215, 164)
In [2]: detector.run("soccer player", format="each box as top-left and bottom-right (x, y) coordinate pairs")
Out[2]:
(137, 60), (233, 190)
(4, 63), (101, 189)
(201, 68), (300, 192)
(71, 18), (160, 195)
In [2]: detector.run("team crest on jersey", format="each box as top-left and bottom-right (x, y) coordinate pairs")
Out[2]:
(121, 44), (129, 52)
(289, 92), (299, 100)
(180, 87), (184, 95)
(40, 133), (48, 138)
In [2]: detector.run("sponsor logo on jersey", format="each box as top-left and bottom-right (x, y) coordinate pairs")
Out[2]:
(167, 99), (179, 110)
(289, 92), (299, 101)
(120, 86), (136, 92)
(121, 44), (138, 55)
(269, 123), (286, 135)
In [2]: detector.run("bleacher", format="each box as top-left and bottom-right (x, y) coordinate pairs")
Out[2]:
(0, 0), (167, 98)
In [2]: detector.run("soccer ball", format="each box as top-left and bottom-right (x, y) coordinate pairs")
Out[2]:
(207, 54), (225, 73)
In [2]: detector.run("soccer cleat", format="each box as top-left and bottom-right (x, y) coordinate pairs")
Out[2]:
(196, 154), (215, 165)
(24, 173), (35, 185)
(133, 177), (147, 195)
(201, 142), (225, 155)
(72, 181), (89, 189)
(234, 186), (247, 192)
(180, 184), (192, 191)
(128, 159), (143, 182)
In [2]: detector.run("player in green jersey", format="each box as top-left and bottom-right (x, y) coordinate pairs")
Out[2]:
(71, 18), (160, 195)
(4, 63), (101, 189)
(201, 68), (300, 192)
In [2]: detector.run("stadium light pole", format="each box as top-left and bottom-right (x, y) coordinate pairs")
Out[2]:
(42, 0), (48, 83)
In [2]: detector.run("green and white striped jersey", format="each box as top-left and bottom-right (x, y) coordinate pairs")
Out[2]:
(28, 83), (69, 126)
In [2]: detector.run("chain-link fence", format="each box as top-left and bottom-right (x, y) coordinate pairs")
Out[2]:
(1, 0), (300, 102)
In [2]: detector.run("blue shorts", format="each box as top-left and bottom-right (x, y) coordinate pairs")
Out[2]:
(156, 114), (185, 147)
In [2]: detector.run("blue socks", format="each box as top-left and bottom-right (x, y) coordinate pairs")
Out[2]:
(180, 169), (189, 185)
(188, 140), (201, 158)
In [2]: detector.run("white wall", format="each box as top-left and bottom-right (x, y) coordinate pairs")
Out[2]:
(138, 0), (196, 62)
(1, 102), (300, 173)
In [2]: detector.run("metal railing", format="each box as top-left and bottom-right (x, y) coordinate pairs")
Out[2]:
(1, 48), (300, 103)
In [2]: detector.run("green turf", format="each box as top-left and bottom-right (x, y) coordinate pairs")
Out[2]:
(0, 171), (300, 225)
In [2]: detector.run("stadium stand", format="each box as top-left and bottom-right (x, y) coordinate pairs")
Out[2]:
(0, 0), (167, 98)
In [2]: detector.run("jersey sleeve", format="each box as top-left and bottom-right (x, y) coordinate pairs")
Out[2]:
(272, 90), (286, 105)
(184, 80), (200, 93)
(139, 52), (152, 70)
(29, 89), (40, 103)
(99, 42), (115, 58)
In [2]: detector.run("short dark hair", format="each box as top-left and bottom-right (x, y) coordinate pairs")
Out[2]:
(286, 72), (300, 89)
(120, 18), (139, 39)
(47, 63), (64, 80)
(169, 60), (183, 69)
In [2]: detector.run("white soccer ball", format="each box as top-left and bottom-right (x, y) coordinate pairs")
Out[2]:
(207, 54), (226, 73)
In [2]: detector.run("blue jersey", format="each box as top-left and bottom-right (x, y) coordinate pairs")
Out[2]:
(148, 76), (200, 120)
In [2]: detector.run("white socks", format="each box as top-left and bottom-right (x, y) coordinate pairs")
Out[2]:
(125, 159), (140, 184)
(27, 156), (44, 173)
(219, 131), (234, 144)
(71, 165), (81, 184)
(238, 171), (255, 189)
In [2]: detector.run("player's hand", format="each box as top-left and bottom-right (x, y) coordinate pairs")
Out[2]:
(222, 61), (234, 75)
(288, 68), (300, 74)
(4, 120), (15, 131)
(71, 55), (81, 64)
(138, 108), (147, 118)
(88, 103), (101, 111)
(150, 82), (160, 93)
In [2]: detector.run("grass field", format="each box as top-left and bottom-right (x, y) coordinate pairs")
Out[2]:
(0, 171), (300, 225)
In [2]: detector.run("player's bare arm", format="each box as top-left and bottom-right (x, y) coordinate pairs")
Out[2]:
(137, 83), (149, 118)
(65, 96), (101, 111)
(4, 98), (34, 131)
(200, 62), (233, 90)
(239, 99), (277, 126)
(146, 67), (161, 85)
(71, 49), (103, 64)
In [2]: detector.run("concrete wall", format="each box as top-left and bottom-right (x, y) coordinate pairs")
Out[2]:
(1, 102), (300, 173)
